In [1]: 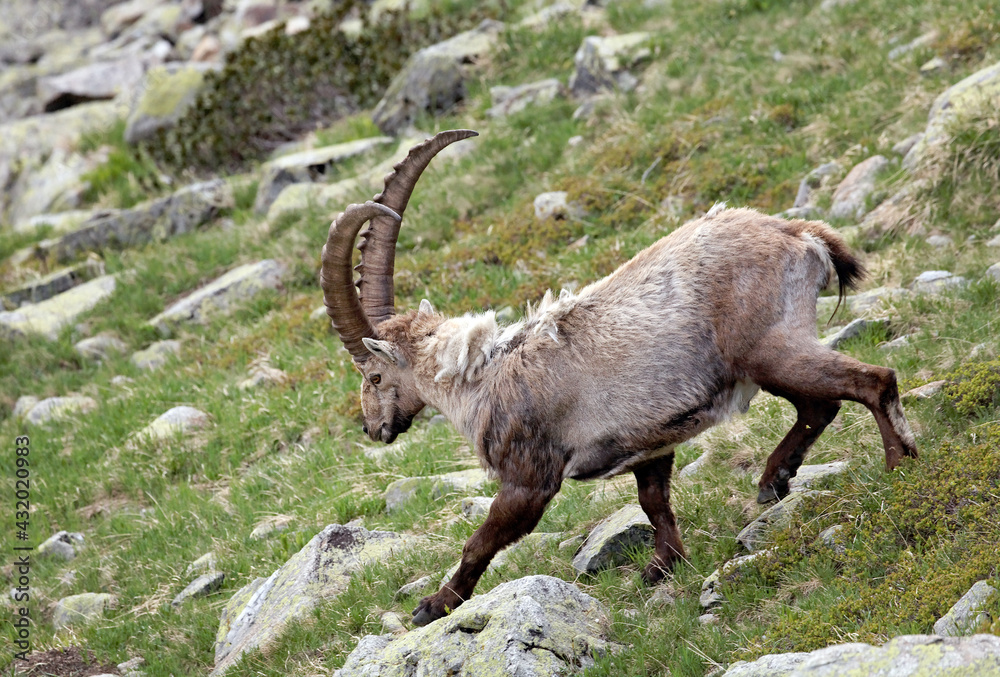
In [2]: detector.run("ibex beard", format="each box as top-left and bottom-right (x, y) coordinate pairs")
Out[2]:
(320, 130), (918, 627)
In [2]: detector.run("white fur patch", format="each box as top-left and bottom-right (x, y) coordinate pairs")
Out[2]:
(706, 201), (728, 218)
(523, 288), (578, 344)
(800, 232), (835, 289)
(431, 312), (500, 383)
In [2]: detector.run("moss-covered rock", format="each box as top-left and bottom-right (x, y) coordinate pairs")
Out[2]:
(335, 575), (612, 676)
(1, 257), (104, 310)
(52, 593), (116, 630)
(125, 63), (216, 145)
(213, 525), (419, 675)
(130, 339), (181, 371)
(0, 274), (116, 341)
(934, 581), (998, 637)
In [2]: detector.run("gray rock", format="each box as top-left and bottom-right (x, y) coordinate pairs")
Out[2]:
(117, 657), (146, 677)
(249, 515), (291, 541)
(700, 549), (776, 608)
(880, 334), (913, 351)
(902, 380), (947, 401)
(460, 496), (494, 518)
(395, 575), (434, 599)
(722, 634), (1000, 676)
(887, 31), (939, 61)
(133, 406), (211, 444)
(38, 531), (85, 561)
(372, 20), (503, 134)
(336, 576), (611, 676)
(75, 333), (128, 361)
(487, 78), (562, 118)
(911, 270), (968, 294)
(934, 581), (998, 637)
(927, 234), (953, 247)
(253, 136), (392, 214)
(986, 262), (1000, 282)
(816, 286), (909, 319)
(738, 491), (828, 552)
(920, 56), (948, 75)
(572, 504), (654, 574)
(788, 462), (848, 492)
(130, 339), (181, 370)
(17, 209), (95, 236)
(213, 525), (418, 675)
(148, 259), (285, 337)
(821, 318), (889, 350)
(678, 449), (711, 479)
(35, 179), (233, 265)
(1, 258), (105, 310)
(0, 274), (117, 341)
(829, 155), (889, 221)
(380, 611), (407, 635)
(12, 396), (39, 419)
(533, 190), (585, 220)
(7, 147), (109, 227)
(517, 2), (579, 29)
(699, 612), (719, 625)
(52, 592), (116, 629)
(124, 62), (217, 144)
(384, 468), (490, 513)
(569, 32), (651, 96)
(38, 58), (145, 111)
(187, 552), (218, 575)
(905, 60), (1000, 169)
(24, 395), (98, 426)
(172, 571), (225, 607)
(892, 132), (925, 157)
(815, 525), (846, 555)
(237, 361), (289, 390)
(102, 0), (167, 36)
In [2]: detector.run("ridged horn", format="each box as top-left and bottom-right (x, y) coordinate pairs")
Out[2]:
(321, 201), (401, 363)
(356, 129), (479, 327)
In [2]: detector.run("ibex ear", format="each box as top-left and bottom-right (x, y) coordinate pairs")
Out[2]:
(362, 338), (399, 365)
(419, 299), (435, 316)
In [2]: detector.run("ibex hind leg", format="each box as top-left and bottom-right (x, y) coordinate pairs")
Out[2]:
(745, 339), (917, 491)
(756, 396), (841, 504)
(634, 455), (686, 585)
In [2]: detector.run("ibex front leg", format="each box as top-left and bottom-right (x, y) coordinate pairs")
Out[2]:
(411, 480), (560, 626)
(634, 455), (686, 584)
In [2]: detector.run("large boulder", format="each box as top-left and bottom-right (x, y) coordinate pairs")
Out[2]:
(905, 60), (1000, 170)
(37, 58), (146, 112)
(124, 63), (217, 144)
(722, 634), (1000, 676)
(372, 20), (503, 134)
(0, 274), (117, 341)
(934, 581), (998, 637)
(212, 525), (418, 675)
(334, 575), (613, 677)
(147, 259), (285, 336)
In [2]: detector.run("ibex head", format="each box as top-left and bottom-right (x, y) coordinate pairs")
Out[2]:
(320, 130), (478, 443)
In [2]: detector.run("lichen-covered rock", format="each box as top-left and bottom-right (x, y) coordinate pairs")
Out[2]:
(213, 525), (418, 675)
(487, 78), (561, 118)
(148, 259), (285, 336)
(534, 190), (585, 220)
(172, 571), (225, 607)
(12, 396), (39, 419)
(52, 592), (116, 629)
(738, 491), (828, 552)
(372, 20), (503, 134)
(38, 531), (85, 561)
(253, 136), (392, 214)
(572, 503), (653, 574)
(187, 552), (218, 575)
(40, 180), (233, 263)
(816, 286), (909, 318)
(911, 270), (968, 294)
(133, 406), (210, 444)
(700, 549), (776, 608)
(384, 468), (489, 512)
(569, 32), (651, 97)
(934, 581), (998, 637)
(903, 380), (947, 401)
(75, 333), (128, 361)
(905, 59), (1000, 169)
(37, 58), (145, 111)
(828, 155), (888, 221)
(821, 318), (889, 350)
(335, 576), (612, 677)
(124, 63), (216, 144)
(1, 258), (104, 310)
(23, 395), (97, 426)
(265, 176), (361, 223)
(722, 634), (1000, 676)
(0, 274), (116, 341)
(130, 339), (181, 370)
(7, 147), (108, 227)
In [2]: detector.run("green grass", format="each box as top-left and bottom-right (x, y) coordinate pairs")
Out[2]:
(2, 0), (1000, 674)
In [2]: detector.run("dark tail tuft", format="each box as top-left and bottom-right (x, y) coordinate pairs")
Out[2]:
(801, 222), (866, 322)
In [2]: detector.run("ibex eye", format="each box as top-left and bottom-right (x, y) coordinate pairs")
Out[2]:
(370, 374), (381, 385)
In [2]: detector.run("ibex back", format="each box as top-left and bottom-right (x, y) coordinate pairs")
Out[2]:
(320, 130), (917, 626)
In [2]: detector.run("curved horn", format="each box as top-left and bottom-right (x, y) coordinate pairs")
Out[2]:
(321, 201), (401, 363)
(356, 129), (479, 326)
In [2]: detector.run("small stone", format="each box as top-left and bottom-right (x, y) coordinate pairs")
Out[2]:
(534, 191), (584, 220)
(934, 580), (998, 636)
(821, 318), (889, 350)
(186, 552), (218, 575)
(815, 525), (846, 555)
(569, 32), (652, 97)
(920, 56), (948, 74)
(460, 496), (494, 518)
(38, 531), (85, 561)
(738, 491), (828, 552)
(902, 380), (947, 401)
(250, 515), (292, 540)
(74, 333), (127, 361)
(911, 270), (968, 294)
(52, 592), (117, 629)
(880, 334), (912, 351)
(986, 262), (1000, 282)
(926, 234), (953, 247)
(117, 657), (145, 675)
(133, 406), (211, 444)
(172, 571), (225, 606)
(238, 361), (289, 390)
(572, 504), (654, 574)
(678, 449), (711, 479)
(381, 611), (407, 635)
(647, 586), (676, 608)
(130, 340), (182, 370)
(829, 155), (889, 221)
(892, 133), (925, 157)
(698, 613), (719, 625)
(487, 78), (561, 118)
(111, 375), (135, 387)
(788, 462), (848, 493)
(567, 135), (583, 147)
(395, 575), (434, 599)
(25, 396), (97, 426)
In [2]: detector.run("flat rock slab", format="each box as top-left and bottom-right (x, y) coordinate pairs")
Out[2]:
(384, 468), (490, 513)
(572, 503), (653, 574)
(53, 593), (116, 630)
(172, 571), (225, 607)
(213, 525), (418, 675)
(24, 396), (98, 426)
(148, 259), (285, 336)
(722, 634), (1000, 676)
(934, 581), (998, 637)
(334, 575), (612, 677)
(38, 57), (145, 111)
(0, 274), (116, 340)
(130, 339), (181, 370)
(133, 406), (211, 444)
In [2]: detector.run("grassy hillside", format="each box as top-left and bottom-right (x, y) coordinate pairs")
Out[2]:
(2, 0), (999, 675)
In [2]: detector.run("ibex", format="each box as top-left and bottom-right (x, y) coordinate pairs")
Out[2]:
(320, 130), (917, 626)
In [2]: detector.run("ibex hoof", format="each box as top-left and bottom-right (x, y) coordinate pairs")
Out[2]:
(411, 594), (451, 627)
(756, 483), (787, 504)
